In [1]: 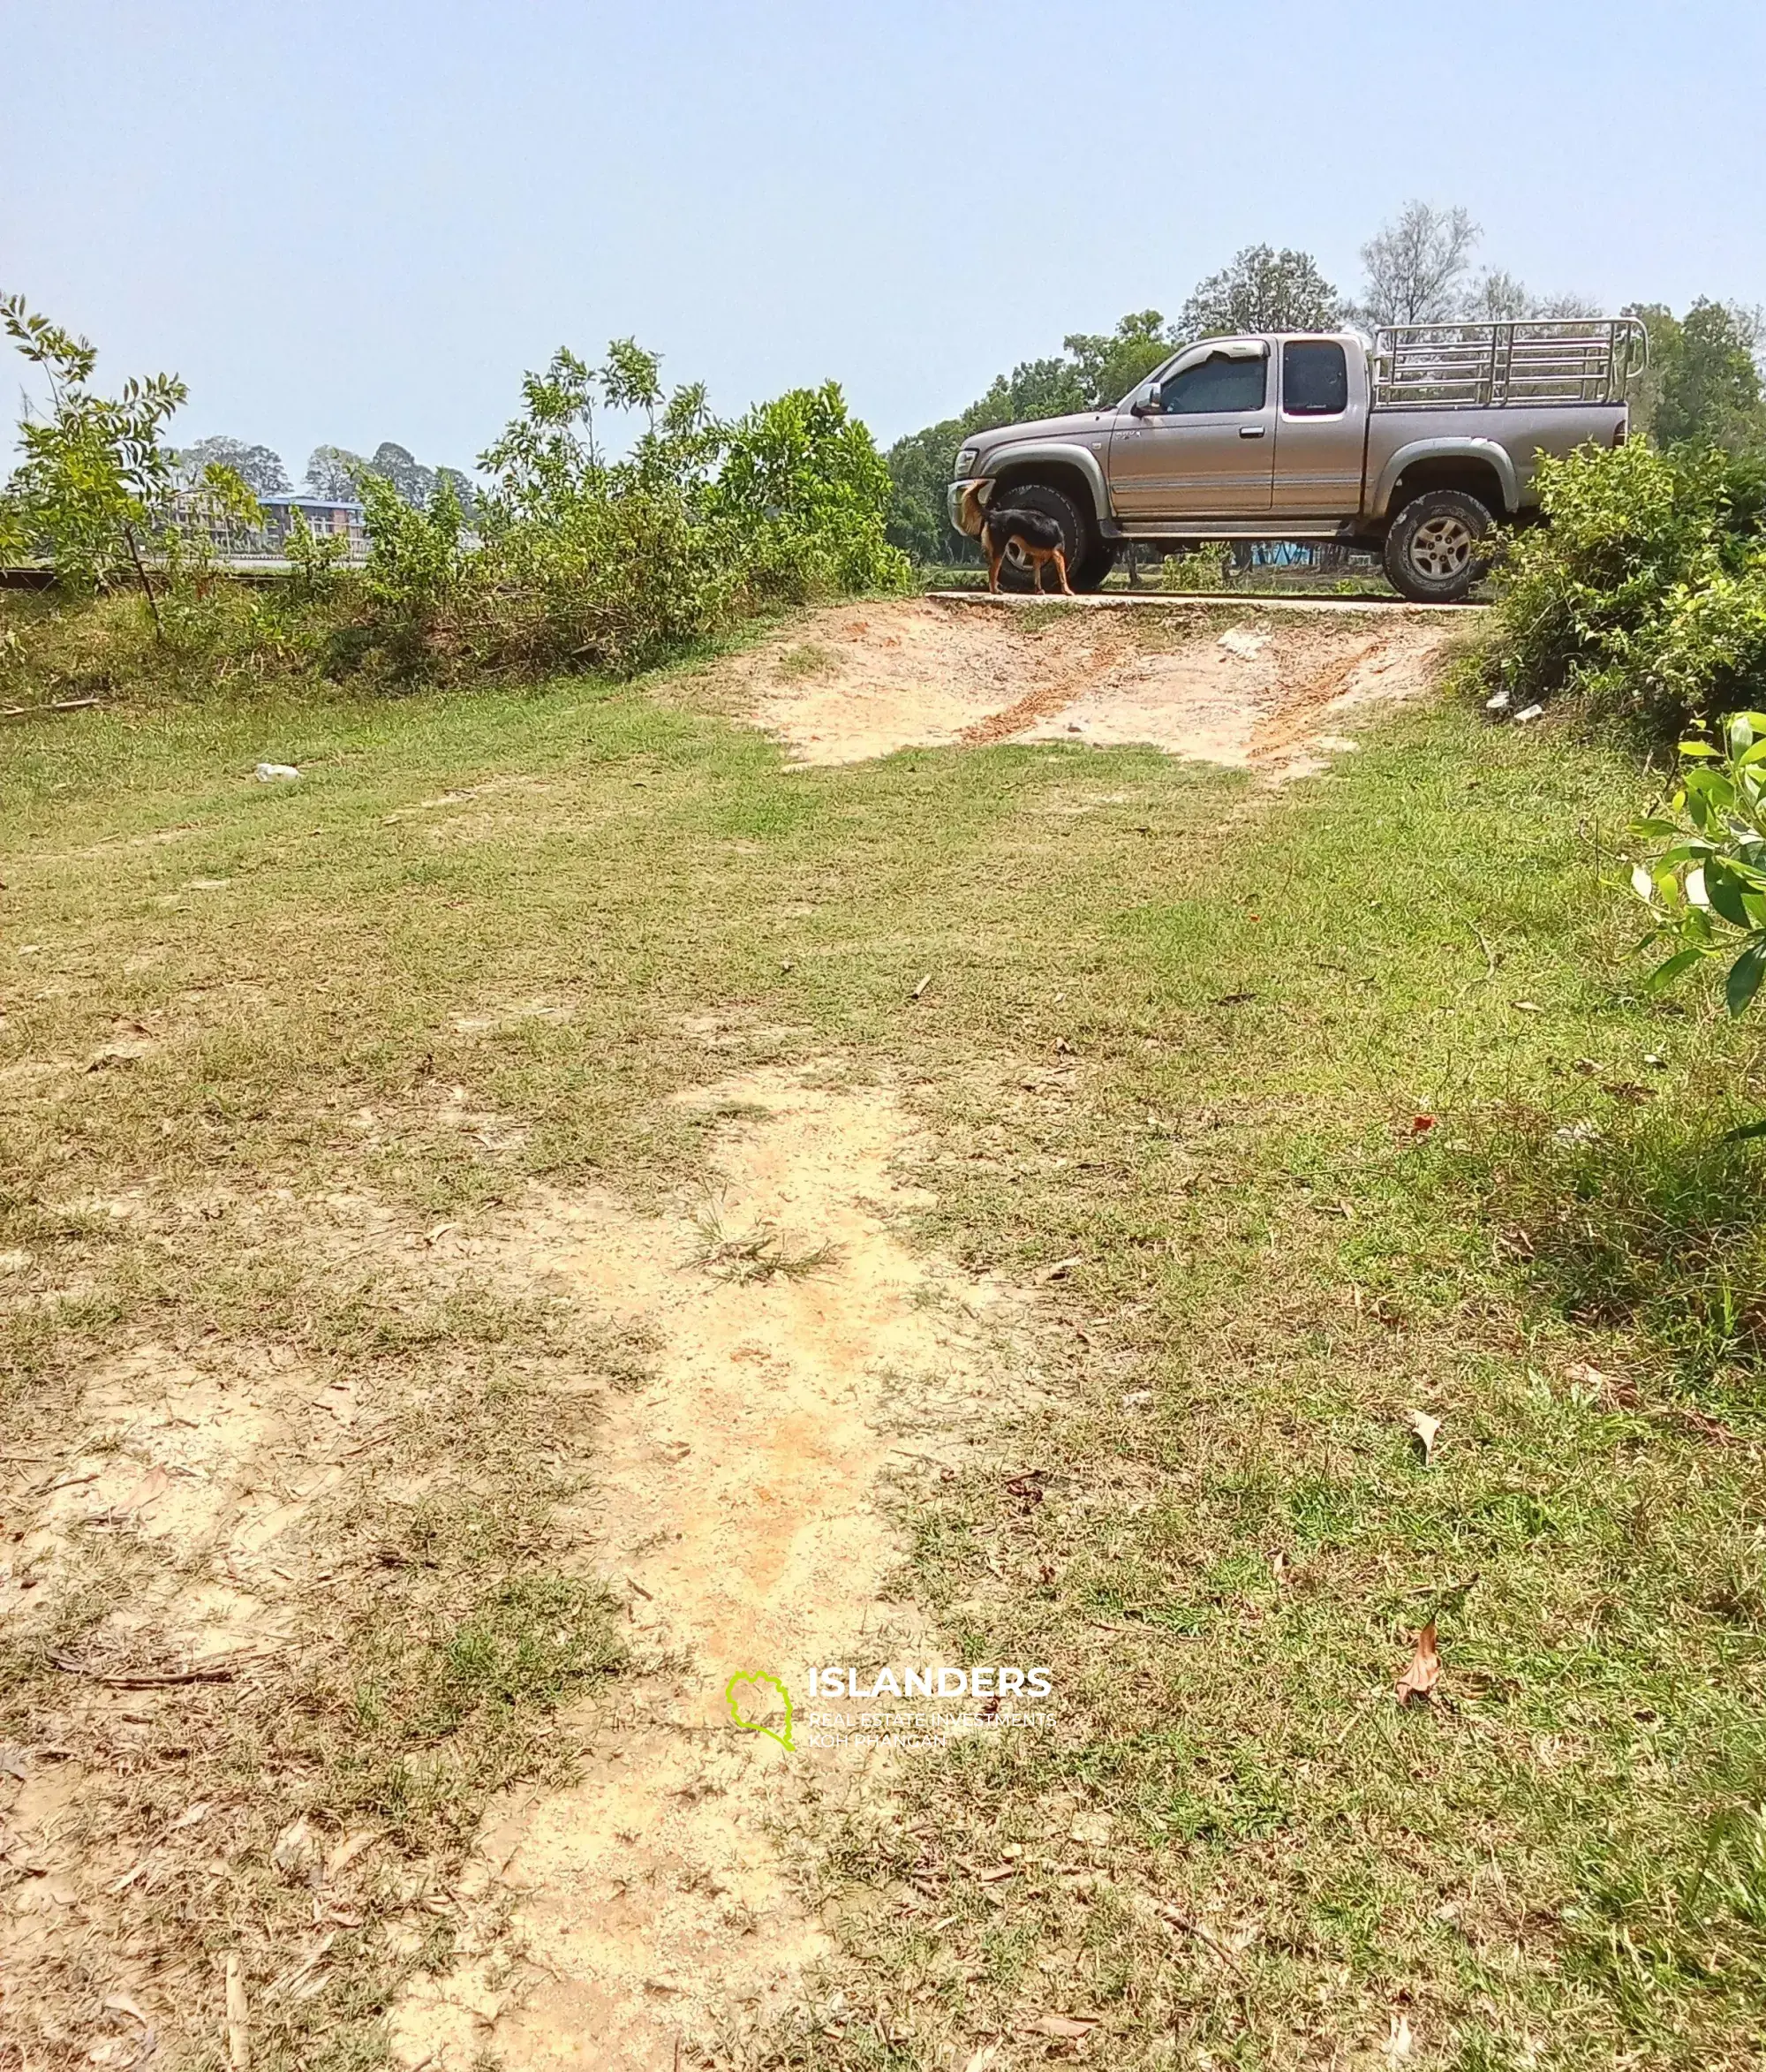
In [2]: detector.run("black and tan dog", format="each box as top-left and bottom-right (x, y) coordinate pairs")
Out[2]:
(957, 484), (1074, 595)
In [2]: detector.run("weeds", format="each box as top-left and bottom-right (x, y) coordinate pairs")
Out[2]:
(692, 1192), (840, 1282)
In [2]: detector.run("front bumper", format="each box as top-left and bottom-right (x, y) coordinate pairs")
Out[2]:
(947, 477), (990, 537)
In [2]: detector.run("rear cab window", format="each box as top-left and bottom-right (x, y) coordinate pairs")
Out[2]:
(1281, 340), (1348, 416)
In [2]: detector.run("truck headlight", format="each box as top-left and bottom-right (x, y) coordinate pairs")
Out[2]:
(954, 446), (978, 477)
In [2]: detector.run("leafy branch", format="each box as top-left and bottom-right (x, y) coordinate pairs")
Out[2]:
(1629, 710), (1766, 1013)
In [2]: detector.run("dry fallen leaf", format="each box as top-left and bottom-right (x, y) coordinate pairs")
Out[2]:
(324, 1827), (379, 1879)
(1381, 2009), (1416, 2062)
(1405, 1410), (1442, 1465)
(113, 1465), (170, 1516)
(1028, 2014), (1098, 2038)
(962, 2051), (1000, 2072)
(1395, 1623), (1441, 1706)
(271, 1816), (321, 1882)
(224, 1953), (250, 2072)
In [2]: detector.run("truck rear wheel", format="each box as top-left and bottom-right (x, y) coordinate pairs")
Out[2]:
(1383, 490), (1492, 603)
(990, 482), (1100, 593)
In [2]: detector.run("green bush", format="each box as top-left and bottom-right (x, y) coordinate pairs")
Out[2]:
(349, 342), (909, 683)
(1475, 440), (1766, 738)
(711, 381), (909, 601)
(4, 311), (908, 699)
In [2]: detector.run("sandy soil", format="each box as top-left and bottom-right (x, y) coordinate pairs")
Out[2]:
(731, 598), (1458, 775)
(390, 1065), (1030, 2071)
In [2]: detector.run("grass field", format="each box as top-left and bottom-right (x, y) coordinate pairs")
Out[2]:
(4, 611), (1765, 2069)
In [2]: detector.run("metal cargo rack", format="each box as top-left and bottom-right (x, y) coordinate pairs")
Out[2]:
(1370, 316), (1649, 408)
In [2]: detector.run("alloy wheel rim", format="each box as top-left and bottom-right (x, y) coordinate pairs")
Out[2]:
(1411, 515), (1475, 579)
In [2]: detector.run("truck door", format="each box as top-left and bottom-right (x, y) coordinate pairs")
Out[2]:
(1272, 338), (1362, 515)
(1107, 340), (1275, 518)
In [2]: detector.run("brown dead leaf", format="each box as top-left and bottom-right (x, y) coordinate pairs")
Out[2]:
(1395, 1623), (1441, 1706)
(224, 1953), (250, 2072)
(112, 1465), (170, 1516)
(271, 1816), (321, 1882)
(1564, 1358), (1624, 1399)
(1405, 1410), (1442, 1465)
(1026, 2014), (1098, 2038)
(324, 1827), (379, 1879)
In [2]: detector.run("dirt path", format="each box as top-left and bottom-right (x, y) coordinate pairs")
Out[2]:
(392, 1066), (1026, 2070)
(727, 597), (1458, 774)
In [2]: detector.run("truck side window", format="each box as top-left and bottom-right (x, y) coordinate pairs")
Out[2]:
(1281, 340), (1348, 416)
(1158, 352), (1267, 414)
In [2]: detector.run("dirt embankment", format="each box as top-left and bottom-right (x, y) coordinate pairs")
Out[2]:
(728, 597), (1460, 775)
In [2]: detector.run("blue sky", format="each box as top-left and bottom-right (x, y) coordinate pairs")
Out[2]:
(4, 0), (1763, 480)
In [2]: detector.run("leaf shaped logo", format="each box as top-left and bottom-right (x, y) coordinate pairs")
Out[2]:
(725, 1669), (795, 1752)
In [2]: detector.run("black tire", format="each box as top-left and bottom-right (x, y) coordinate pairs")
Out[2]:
(1382, 489), (1493, 603)
(990, 481), (1093, 594)
(1071, 538), (1118, 591)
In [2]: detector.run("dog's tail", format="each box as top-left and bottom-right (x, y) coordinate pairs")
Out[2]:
(955, 480), (992, 539)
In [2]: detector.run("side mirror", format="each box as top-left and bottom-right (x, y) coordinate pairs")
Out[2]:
(1129, 395), (1163, 418)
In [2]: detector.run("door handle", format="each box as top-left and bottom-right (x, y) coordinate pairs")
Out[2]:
(1239, 425), (1267, 439)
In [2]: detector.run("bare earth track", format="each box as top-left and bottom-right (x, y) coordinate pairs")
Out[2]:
(730, 595), (1460, 775)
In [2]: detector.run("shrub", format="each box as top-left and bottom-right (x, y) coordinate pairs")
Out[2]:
(1475, 440), (1766, 738)
(358, 342), (909, 682)
(1629, 710), (1766, 1014)
(4, 306), (907, 699)
(711, 382), (909, 602)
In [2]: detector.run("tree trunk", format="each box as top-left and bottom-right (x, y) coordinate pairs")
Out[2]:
(123, 524), (164, 640)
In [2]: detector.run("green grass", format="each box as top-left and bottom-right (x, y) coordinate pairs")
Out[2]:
(4, 624), (1765, 2068)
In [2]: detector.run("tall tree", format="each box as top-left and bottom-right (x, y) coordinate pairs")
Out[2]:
(304, 445), (366, 499)
(1355, 200), (1481, 326)
(177, 435), (289, 497)
(1465, 269), (1532, 321)
(1642, 299), (1766, 451)
(1179, 246), (1340, 338)
(0, 293), (185, 600)
(1062, 311), (1178, 405)
(369, 441), (435, 509)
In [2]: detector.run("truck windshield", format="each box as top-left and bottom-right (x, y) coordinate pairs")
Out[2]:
(1158, 352), (1267, 414)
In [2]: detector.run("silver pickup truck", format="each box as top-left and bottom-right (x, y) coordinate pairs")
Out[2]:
(947, 319), (1647, 601)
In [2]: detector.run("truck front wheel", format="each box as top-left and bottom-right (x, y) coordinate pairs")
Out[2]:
(1382, 490), (1492, 603)
(991, 482), (1108, 592)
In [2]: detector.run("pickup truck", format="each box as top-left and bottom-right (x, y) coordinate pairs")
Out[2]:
(947, 318), (1647, 601)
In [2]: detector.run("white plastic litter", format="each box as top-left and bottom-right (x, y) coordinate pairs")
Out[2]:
(1485, 690), (1512, 713)
(254, 762), (301, 782)
(1218, 625), (1272, 661)
(1513, 704), (1545, 724)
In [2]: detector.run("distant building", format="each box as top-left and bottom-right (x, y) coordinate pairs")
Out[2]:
(162, 487), (368, 563)
(258, 493), (368, 560)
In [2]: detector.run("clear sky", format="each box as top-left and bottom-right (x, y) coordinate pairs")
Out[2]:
(4, 0), (1763, 480)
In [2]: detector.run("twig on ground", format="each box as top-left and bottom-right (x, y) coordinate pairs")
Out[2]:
(52, 1654), (241, 1688)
